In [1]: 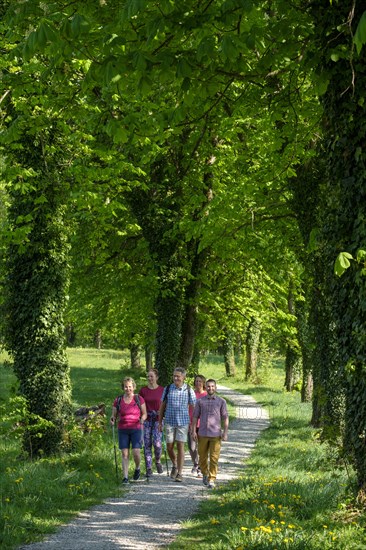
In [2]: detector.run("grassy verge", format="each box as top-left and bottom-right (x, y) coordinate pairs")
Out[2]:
(169, 356), (366, 549)
(0, 348), (142, 549)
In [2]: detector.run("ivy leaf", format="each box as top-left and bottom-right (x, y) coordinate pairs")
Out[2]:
(356, 249), (366, 262)
(354, 10), (366, 55)
(334, 252), (353, 277)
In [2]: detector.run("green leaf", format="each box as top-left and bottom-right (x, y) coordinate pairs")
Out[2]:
(221, 35), (240, 61)
(334, 252), (353, 277)
(70, 14), (90, 38)
(176, 58), (192, 79)
(354, 11), (366, 55)
(308, 227), (319, 252)
(356, 249), (366, 262)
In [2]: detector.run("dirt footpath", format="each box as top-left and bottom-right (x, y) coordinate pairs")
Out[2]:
(19, 386), (270, 550)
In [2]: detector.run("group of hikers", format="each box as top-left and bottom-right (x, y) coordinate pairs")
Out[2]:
(110, 367), (229, 489)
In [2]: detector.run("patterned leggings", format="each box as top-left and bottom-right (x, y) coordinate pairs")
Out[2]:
(143, 416), (162, 469)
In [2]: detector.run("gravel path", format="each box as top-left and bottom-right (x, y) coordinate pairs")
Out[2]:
(19, 386), (270, 550)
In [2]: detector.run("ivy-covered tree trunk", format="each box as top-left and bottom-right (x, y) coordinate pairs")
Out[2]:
(4, 181), (71, 457)
(245, 317), (261, 381)
(310, 2), (366, 489)
(176, 245), (208, 372)
(154, 292), (183, 385)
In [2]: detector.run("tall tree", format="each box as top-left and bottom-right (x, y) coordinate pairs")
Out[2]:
(308, 2), (366, 491)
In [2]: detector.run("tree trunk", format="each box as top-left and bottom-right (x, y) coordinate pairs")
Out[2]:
(130, 343), (141, 369)
(154, 292), (183, 386)
(94, 329), (102, 350)
(223, 330), (236, 377)
(245, 317), (261, 381)
(65, 323), (76, 347)
(310, 1), (365, 486)
(284, 345), (301, 392)
(4, 177), (72, 457)
(295, 300), (313, 402)
(302, 372), (313, 403)
(176, 246), (208, 372)
(145, 345), (153, 371)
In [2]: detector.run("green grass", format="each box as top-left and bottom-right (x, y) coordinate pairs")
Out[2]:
(168, 356), (366, 549)
(0, 348), (143, 549)
(1, 350), (365, 549)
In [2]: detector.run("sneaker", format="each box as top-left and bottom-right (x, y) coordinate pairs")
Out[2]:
(191, 466), (198, 476)
(146, 468), (153, 477)
(156, 462), (163, 474)
(202, 475), (209, 486)
(175, 473), (183, 482)
(122, 477), (129, 484)
(170, 466), (178, 479)
(133, 468), (141, 481)
(208, 481), (216, 489)
(197, 468), (202, 478)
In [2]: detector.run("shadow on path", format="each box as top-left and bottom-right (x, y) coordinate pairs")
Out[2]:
(19, 386), (269, 550)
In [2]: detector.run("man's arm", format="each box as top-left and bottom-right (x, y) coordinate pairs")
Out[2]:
(191, 416), (198, 439)
(222, 415), (229, 441)
(191, 400), (200, 439)
(158, 400), (166, 432)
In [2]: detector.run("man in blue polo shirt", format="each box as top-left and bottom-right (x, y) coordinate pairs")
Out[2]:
(158, 367), (196, 483)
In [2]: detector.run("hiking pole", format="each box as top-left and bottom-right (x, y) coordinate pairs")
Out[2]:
(112, 423), (119, 482)
(162, 429), (169, 476)
(141, 426), (149, 482)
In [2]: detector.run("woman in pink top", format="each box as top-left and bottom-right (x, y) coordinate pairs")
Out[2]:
(111, 377), (147, 484)
(188, 374), (207, 476)
(139, 369), (164, 477)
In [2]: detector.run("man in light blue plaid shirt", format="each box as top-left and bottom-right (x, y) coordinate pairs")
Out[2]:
(158, 367), (196, 483)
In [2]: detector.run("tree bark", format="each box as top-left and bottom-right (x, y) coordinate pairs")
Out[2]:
(129, 343), (141, 369)
(223, 330), (236, 377)
(245, 317), (261, 381)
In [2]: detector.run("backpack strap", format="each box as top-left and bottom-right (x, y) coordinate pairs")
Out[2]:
(163, 383), (171, 402)
(116, 394), (142, 418)
(134, 394), (142, 417)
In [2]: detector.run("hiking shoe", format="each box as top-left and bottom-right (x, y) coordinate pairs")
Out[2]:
(133, 468), (141, 481)
(175, 473), (183, 482)
(202, 475), (209, 486)
(156, 462), (163, 474)
(170, 466), (178, 479)
(191, 466), (198, 476)
(122, 477), (129, 484)
(146, 468), (153, 477)
(208, 481), (216, 489)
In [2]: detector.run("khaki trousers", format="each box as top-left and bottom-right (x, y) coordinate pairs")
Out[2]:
(198, 436), (222, 481)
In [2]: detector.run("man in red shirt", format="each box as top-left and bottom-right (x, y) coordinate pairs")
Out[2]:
(191, 379), (229, 489)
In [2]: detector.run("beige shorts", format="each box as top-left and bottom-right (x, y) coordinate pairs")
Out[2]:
(165, 423), (189, 443)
